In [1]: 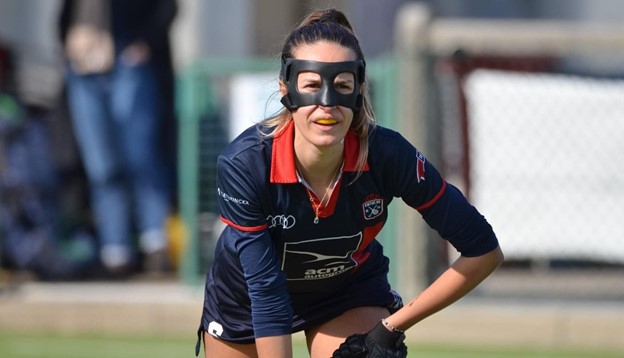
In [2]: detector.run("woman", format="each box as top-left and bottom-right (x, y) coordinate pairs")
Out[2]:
(197, 8), (504, 358)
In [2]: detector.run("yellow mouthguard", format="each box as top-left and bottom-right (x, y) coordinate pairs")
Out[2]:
(316, 118), (337, 125)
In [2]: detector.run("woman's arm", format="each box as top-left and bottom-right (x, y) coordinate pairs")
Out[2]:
(256, 335), (293, 358)
(386, 245), (504, 331)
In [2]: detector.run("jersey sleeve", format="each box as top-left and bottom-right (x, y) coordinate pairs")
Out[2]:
(224, 227), (293, 338)
(216, 154), (268, 231)
(388, 134), (499, 257)
(216, 154), (293, 337)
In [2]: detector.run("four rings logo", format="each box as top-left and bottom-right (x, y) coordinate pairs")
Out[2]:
(267, 215), (296, 229)
(217, 187), (250, 205)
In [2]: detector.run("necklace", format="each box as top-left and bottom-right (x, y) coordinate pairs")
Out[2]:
(306, 186), (331, 224)
(302, 162), (343, 224)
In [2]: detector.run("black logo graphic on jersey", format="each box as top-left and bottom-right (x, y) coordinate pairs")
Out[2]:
(281, 233), (362, 280)
(363, 197), (383, 220)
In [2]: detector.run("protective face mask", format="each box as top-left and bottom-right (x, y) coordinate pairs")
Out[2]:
(280, 59), (365, 112)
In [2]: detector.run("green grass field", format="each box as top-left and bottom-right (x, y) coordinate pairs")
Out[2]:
(1, 331), (622, 358)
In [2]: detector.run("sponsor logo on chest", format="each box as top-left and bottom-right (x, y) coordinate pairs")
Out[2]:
(281, 233), (362, 280)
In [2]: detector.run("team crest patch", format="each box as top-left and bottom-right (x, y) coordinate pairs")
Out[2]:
(362, 195), (384, 220)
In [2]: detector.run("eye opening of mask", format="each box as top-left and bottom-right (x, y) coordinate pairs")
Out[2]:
(280, 59), (365, 112)
(296, 71), (356, 95)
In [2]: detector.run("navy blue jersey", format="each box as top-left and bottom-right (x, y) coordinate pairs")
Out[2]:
(200, 122), (498, 341)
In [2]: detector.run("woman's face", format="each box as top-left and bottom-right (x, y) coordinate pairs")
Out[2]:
(282, 41), (358, 149)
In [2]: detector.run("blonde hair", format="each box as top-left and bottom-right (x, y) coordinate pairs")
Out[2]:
(260, 8), (376, 178)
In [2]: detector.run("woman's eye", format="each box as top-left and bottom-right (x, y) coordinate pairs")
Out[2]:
(334, 73), (355, 93)
(335, 83), (354, 93)
(299, 82), (320, 92)
(297, 72), (321, 92)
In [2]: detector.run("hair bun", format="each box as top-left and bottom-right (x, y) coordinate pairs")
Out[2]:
(308, 8), (354, 31)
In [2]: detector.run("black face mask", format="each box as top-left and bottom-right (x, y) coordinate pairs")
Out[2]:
(280, 59), (365, 112)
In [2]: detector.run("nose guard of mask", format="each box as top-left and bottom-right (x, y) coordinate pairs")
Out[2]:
(280, 59), (365, 112)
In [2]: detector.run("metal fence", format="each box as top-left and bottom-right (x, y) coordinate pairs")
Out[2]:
(394, 3), (624, 301)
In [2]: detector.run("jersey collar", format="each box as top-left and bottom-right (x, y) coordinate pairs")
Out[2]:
(270, 120), (368, 184)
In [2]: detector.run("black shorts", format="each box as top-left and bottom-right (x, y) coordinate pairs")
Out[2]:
(198, 260), (395, 344)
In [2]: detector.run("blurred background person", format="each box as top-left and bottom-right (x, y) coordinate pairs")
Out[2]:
(58, 0), (178, 277)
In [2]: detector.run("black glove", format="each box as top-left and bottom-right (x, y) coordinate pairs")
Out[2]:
(331, 333), (368, 358)
(332, 321), (407, 358)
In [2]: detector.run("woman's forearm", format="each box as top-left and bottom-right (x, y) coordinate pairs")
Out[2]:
(388, 245), (504, 330)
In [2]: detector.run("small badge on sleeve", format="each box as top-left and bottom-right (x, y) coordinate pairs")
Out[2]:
(416, 151), (426, 183)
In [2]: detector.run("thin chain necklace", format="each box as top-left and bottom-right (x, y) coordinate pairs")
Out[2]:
(301, 161), (343, 224)
(306, 186), (330, 224)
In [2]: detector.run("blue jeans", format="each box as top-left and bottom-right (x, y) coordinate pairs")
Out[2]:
(65, 58), (170, 265)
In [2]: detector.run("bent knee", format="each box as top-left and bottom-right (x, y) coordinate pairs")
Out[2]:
(203, 332), (258, 358)
(306, 306), (388, 358)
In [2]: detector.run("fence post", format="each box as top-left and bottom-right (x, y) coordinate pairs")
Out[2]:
(176, 65), (202, 285)
(394, 3), (447, 298)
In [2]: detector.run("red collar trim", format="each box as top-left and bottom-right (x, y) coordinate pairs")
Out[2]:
(270, 121), (368, 184)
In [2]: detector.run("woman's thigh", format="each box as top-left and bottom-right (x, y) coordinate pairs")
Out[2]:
(305, 306), (389, 358)
(203, 332), (258, 358)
